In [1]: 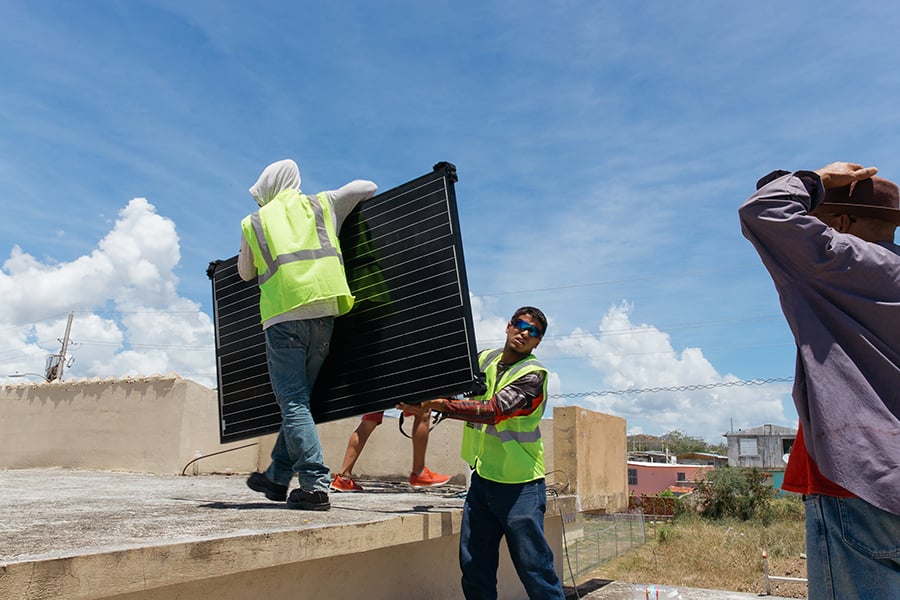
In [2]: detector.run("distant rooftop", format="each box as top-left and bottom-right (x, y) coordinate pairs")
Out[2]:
(3, 372), (189, 387)
(724, 424), (797, 437)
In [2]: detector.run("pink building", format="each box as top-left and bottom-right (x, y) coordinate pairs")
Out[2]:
(627, 461), (716, 497)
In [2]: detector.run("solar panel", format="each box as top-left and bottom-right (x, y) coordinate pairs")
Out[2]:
(208, 162), (484, 443)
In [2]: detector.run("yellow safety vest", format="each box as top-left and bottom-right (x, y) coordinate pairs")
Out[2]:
(461, 349), (549, 484)
(241, 189), (354, 322)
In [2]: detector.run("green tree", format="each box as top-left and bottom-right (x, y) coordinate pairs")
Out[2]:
(706, 441), (727, 455)
(696, 466), (775, 521)
(660, 430), (710, 454)
(627, 430), (727, 456)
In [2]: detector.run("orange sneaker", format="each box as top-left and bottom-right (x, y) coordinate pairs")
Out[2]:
(409, 466), (451, 488)
(330, 473), (364, 492)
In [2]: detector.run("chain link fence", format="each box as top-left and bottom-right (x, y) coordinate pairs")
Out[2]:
(564, 512), (650, 581)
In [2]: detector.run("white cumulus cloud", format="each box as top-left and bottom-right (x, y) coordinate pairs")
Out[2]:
(543, 301), (791, 442)
(0, 198), (215, 386)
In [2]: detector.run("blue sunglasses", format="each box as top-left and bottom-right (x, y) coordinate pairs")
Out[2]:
(512, 319), (543, 338)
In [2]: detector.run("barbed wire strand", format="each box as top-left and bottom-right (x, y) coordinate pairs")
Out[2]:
(550, 377), (793, 398)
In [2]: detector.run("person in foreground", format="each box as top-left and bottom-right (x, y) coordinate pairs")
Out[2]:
(238, 158), (377, 511)
(399, 306), (565, 600)
(330, 409), (451, 492)
(739, 161), (900, 598)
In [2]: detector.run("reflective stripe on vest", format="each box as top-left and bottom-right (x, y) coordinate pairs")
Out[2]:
(249, 193), (342, 286)
(460, 349), (548, 484)
(481, 424), (542, 444)
(476, 352), (546, 443)
(242, 190), (354, 322)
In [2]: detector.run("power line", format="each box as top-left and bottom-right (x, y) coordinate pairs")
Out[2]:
(0, 340), (215, 361)
(0, 309), (208, 336)
(476, 264), (751, 297)
(74, 340), (213, 351)
(81, 310), (210, 316)
(539, 340), (794, 362)
(0, 311), (74, 335)
(0, 311), (785, 372)
(473, 313), (785, 346)
(1, 339), (791, 363)
(0, 310), (780, 354)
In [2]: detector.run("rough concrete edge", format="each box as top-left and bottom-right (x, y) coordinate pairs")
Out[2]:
(0, 509), (462, 599)
(0, 494), (578, 599)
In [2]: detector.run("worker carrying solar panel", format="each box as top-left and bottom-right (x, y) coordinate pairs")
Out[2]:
(207, 162), (484, 441)
(239, 158), (377, 512)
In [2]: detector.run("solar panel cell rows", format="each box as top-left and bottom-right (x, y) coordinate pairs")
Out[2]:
(208, 164), (483, 443)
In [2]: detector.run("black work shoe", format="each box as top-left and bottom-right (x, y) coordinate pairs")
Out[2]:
(247, 472), (288, 502)
(287, 488), (331, 511)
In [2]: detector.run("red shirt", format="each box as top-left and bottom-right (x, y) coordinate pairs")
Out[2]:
(782, 424), (856, 498)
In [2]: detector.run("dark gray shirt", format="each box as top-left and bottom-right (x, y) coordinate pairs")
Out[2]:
(740, 171), (900, 515)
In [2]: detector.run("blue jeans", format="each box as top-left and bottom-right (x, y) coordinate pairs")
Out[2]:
(263, 318), (333, 494)
(460, 471), (564, 600)
(804, 494), (900, 600)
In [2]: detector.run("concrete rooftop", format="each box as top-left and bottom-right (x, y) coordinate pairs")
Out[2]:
(0, 468), (467, 563)
(0, 468), (798, 599)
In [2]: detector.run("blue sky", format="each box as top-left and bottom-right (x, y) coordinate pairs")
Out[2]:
(2, 1), (899, 442)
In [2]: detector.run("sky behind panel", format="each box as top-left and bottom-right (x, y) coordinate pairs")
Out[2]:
(2, 0), (899, 442)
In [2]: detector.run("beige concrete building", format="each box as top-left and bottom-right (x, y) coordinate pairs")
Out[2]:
(0, 376), (628, 599)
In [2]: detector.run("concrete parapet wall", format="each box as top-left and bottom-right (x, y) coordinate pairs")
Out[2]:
(0, 377), (475, 480)
(0, 379), (621, 515)
(553, 406), (628, 513)
(0, 377), (257, 475)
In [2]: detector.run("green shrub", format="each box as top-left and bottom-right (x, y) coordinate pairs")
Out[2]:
(674, 494), (693, 517)
(695, 466), (776, 521)
(657, 521), (675, 544)
(768, 495), (804, 520)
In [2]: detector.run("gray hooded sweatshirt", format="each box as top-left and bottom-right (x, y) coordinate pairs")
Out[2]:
(238, 159), (377, 328)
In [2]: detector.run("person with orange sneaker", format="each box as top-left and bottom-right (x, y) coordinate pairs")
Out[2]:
(330, 409), (451, 492)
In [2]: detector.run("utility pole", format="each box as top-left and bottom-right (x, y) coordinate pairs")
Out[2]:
(45, 312), (74, 382)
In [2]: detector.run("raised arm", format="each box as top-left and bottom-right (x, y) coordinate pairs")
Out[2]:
(328, 180), (378, 229)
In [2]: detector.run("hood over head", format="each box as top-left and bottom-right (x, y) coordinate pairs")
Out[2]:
(249, 159), (301, 207)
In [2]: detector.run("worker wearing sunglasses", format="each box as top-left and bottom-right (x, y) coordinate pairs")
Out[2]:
(511, 318), (543, 338)
(398, 306), (563, 599)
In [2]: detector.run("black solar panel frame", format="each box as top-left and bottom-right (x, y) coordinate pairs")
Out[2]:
(208, 163), (483, 444)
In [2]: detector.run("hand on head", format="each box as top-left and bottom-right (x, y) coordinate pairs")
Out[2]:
(815, 162), (878, 189)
